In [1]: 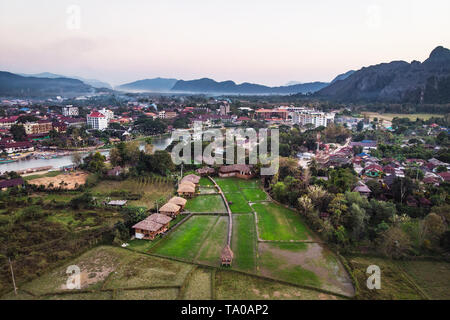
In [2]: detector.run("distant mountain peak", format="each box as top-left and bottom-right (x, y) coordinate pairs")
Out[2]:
(317, 46), (450, 103)
(428, 46), (450, 61)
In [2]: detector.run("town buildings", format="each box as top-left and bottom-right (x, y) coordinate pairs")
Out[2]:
(62, 105), (79, 117)
(87, 111), (108, 130)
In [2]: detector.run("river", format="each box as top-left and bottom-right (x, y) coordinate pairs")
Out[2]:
(0, 136), (173, 173)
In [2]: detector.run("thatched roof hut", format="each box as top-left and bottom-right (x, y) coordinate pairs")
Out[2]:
(181, 174), (200, 184)
(147, 213), (173, 224)
(159, 203), (181, 216)
(168, 196), (187, 208)
(177, 183), (196, 195)
(221, 245), (234, 266)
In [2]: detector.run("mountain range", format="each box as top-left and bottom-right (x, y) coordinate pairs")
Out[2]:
(18, 72), (112, 89)
(117, 77), (329, 95)
(0, 72), (94, 98)
(316, 46), (450, 103)
(116, 77), (178, 92)
(2, 46), (449, 102)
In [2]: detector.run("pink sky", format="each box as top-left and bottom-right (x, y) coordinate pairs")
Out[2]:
(1, 0), (449, 86)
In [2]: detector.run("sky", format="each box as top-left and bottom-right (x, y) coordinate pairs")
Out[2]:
(0, 0), (449, 87)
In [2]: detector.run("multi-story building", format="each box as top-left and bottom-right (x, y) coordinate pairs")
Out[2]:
(255, 108), (288, 120)
(0, 116), (19, 129)
(22, 120), (53, 135)
(87, 111), (108, 130)
(165, 111), (177, 119)
(98, 108), (114, 121)
(62, 105), (79, 117)
(292, 110), (335, 128)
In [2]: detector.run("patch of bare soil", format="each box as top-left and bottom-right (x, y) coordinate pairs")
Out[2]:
(60, 250), (120, 290)
(29, 171), (89, 190)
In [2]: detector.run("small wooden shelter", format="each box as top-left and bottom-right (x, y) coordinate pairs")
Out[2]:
(168, 196), (187, 209)
(132, 214), (172, 240)
(181, 174), (201, 185)
(159, 202), (181, 217)
(221, 245), (234, 266)
(177, 182), (196, 197)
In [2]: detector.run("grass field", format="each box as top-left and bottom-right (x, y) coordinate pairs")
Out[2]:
(252, 202), (311, 241)
(237, 179), (261, 189)
(3, 245), (349, 300)
(347, 255), (423, 300)
(258, 242), (320, 287)
(152, 216), (217, 260)
(182, 267), (212, 300)
(231, 214), (257, 272)
(362, 112), (443, 122)
(184, 195), (227, 213)
(196, 216), (228, 266)
(115, 288), (178, 300)
(23, 170), (62, 181)
(199, 177), (214, 186)
(215, 177), (240, 193)
(90, 178), (173, 209)
(214, 270), (340, 300)
(18, 246), (132, 295)
(399, 260), (450, 300)
(242, 188), (268, 202)
(226, 193), (252, 213)
(104, 254), (193, 289)
(258, 242), (354, 296)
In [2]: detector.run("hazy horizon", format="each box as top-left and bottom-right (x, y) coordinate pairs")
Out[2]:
(1, 0), (449, 87)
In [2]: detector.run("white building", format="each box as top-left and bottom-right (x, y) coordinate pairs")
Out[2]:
(87, 111), (108, 130)
(98, 108), (114, 121)
(292, 110), (335, 128)
(62, 105), (79, 116)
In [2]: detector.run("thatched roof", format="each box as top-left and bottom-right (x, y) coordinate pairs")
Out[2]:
(147, 213), (172, 224)
(132, 214), (172, 232)
(168, 196), (187, 206)
(177, 183), (195, 193)
(221, 245), (234, 260)
(181, 174), (200, 184)
(219, 164), (252, 174)
(179, 180), (195, 188)
(159, 203), (181, 213)
(196, 167), (215, 175)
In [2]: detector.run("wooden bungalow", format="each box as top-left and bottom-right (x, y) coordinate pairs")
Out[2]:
(168, 196), (187, 210)
(181, 174), (201, 185)
(221, 245), (234, 266)
(177, 182), (196, 197)
(159, 202), (181, 218)
(218, 164), (254, 179)
(196, 167), (215, 176)
(132, 214), (172, 240)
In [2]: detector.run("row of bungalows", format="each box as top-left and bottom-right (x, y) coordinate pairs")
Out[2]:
(218, 164), (254, 179)
(132, 213), (172, 240)
(177, 174), (201, 197)
(132, 196), (188, 240)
